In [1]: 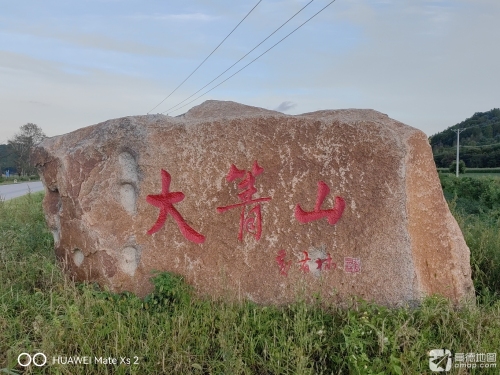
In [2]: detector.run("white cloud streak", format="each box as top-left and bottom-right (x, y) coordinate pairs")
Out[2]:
(129, 12), (218, 21)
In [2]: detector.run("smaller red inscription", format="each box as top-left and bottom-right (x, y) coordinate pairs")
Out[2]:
(316, 253), (336, 271)
(277, 249), (338, 275)
(298, 251), (312, 273)
(344, 257), (361, 273)
(295, 181), (345, 225)
(276, 249), (292, 276)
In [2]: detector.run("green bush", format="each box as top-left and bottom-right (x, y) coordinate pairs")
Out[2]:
(440, 175), (500, 212)
(143, 272), (193, 310)
(449, 160), (466, 174)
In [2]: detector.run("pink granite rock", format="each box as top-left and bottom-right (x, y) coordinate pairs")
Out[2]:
(32, 100), (474, 306)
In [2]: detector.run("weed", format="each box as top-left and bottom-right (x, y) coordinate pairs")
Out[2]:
(0, 190), (499, 374)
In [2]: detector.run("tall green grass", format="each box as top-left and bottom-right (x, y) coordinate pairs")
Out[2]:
(1, 191), (499, 374)
(440, 175), (500, 304)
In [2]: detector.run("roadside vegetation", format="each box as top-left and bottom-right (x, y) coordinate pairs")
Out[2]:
(1, 180), (499, 374)
(0, 175), (41, 185)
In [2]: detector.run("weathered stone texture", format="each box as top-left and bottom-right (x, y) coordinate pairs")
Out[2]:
(33, 100), (474, 306)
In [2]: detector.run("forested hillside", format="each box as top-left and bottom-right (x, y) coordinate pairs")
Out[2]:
(430, 109), (500, 168)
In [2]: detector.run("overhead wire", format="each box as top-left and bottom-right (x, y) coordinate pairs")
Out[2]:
(166, 0), (337, 115)
(147, 0), (262, 114)
(163, 0), (316, 115)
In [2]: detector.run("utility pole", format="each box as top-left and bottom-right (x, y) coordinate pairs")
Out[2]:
(452, 128), (466, 177)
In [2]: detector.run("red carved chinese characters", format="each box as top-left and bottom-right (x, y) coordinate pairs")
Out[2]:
(146, 169), (205, 244)
(276, 249), (292, 276)
(316, 253), (336, 271)
(344, 257), (361, 273)
(276, 248), (341, 276)
(217, 161), (271, 241)
(298, 251), (312, 273)
(295, 181), (345, 225)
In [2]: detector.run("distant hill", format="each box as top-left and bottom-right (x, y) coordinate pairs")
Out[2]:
(430, 109), (500, 168)
(0, 144), (17, 174)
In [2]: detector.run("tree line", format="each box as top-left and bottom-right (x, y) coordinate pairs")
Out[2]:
(1, 123), (46, 176)
(430, 109), (500, 168)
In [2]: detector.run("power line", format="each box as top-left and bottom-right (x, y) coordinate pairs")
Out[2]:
(147, 0), (262, 114)
(167, 0), (337, 115)
(163, 0), (316, 115)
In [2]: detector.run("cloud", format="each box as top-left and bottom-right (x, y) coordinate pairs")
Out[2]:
(274, 101), (297, 112)
(257, 0), (500, 135)
(11, 28), (170, 58)
(27, 100), (50, 107)
(0, 49), (169, 143)
(130, 13), (217, 22)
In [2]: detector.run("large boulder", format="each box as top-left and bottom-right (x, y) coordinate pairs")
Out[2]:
(33, 100), (474, 306)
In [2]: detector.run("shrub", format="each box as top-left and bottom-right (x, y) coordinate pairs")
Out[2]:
(440, 175), (500, 213)
(143, 271), (193, 310)
(449, 160), (466, 174)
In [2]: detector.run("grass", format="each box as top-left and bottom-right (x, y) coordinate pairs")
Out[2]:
(465, 173), (500, 179)
(440, 172), (500, 180)
(437, 167), (500, 180)
(1, 191), (500, 374)
(437, 168), (500, 174)
(0, 176), (41, 185)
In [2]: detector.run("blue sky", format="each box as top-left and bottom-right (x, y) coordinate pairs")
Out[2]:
(1, 0), (499, 142)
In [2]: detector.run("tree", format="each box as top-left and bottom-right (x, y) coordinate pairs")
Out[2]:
(0, 144), (17, 174)
(449, 160), (466, 175)
(8, 123), (46, 176)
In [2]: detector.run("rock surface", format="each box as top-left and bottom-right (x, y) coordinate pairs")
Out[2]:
(33, 100), (474, 306)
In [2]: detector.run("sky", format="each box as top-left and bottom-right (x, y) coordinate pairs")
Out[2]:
(1, 0), (499, 143)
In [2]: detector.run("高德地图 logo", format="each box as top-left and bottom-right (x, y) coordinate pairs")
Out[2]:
(429, 349), (452, 372)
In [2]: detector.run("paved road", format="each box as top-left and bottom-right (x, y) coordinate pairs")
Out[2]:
(0, 181), (44, 201)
